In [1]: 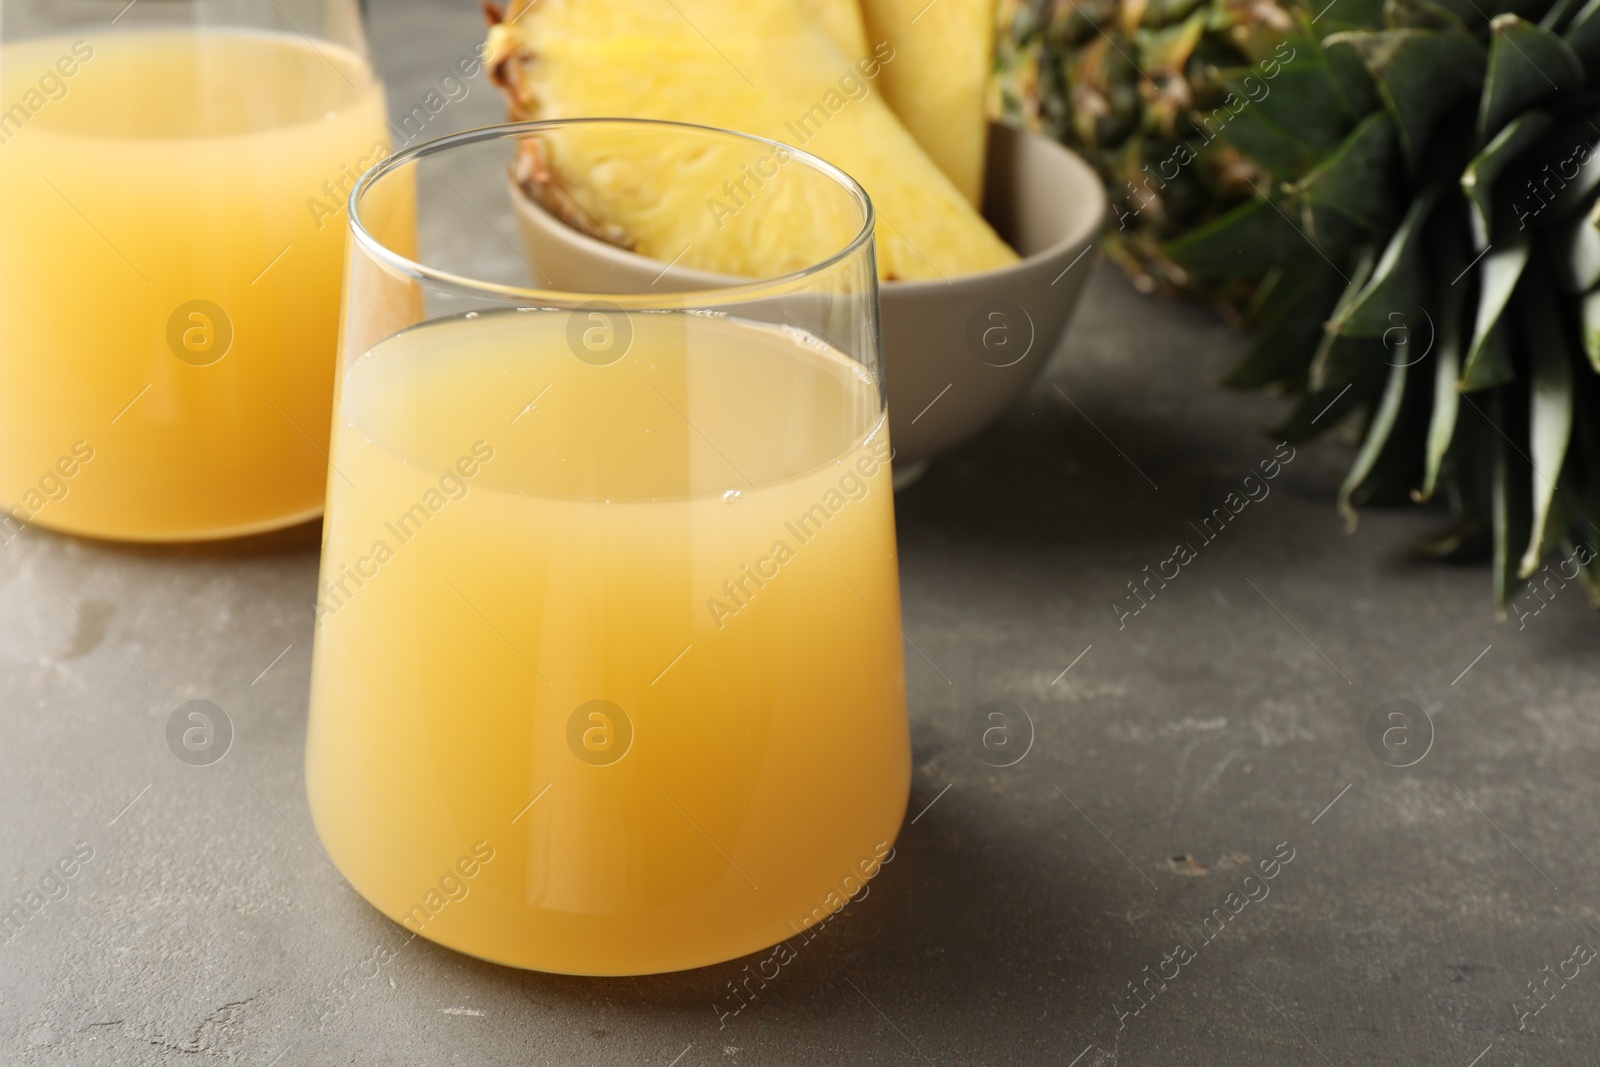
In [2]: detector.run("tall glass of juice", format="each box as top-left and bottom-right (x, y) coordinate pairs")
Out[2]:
(0, 0), (388, 541)
(305, 120), (911, 975)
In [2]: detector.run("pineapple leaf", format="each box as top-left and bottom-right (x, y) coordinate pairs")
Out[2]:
(1581, 285), (1600, 367)
(1482, 0), (1571, 23)
(1335, 186), (1440, 335)
(1464, 315), (1522, 388)
(1569, 363), (1600, 527)
(1227, 259), (1347, 386)
(1338, 358), (1414, 525)
(1518, 258), (1578, 573)
(1387, 0), (1472, 31)
(1165, 196), (1319, 276)
(1325, 29), (1487, 170)
(1440, 384), (1499, 546)
(1310, 247), (1399, 391)
(1315, 335), (1394, 393)
(1424, 0), (1512, 29)
(1463, 236), (1531, 388)
(1574, 543), (1600, 603)
(1462, 108), (1555, 246)
(1318, 30), (1382, 117)
(1312, 0), (1390, 34)
(1284, 110), (1401, 237)
(1541, 0), (1589, 32)
(1478, 16), (1587, 146)
(1490, 388), (1534, 610)
(1552, 194), (1600, 288)
(1561, 0), (1600, 72)
(1208, 57), (1361, 174)
(1276, 380), (1366, 438)
(1211, 100), (1328, 176)
(1313, 244), (1378, 382)
(1538, 121), (1600, 219)
(1420, 212), (1473, 498)
(1421, 308), (1467, 497)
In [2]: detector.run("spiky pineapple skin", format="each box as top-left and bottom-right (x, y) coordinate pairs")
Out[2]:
(992, 0), (1292, 300)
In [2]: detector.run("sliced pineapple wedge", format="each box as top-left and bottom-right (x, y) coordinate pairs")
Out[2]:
(801, 0), (870, 60)
(859, 0), (995, 206)
(486, 0), (1017, 282)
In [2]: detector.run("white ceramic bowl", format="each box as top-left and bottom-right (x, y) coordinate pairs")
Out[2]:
(511, 122), (1105, 466)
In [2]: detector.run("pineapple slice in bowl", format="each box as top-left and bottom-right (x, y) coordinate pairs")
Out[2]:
(858, 0), (996, 207)
(486, 0), (1014, 282)
(800, 0), (871, 62)
(510, 122), (1105, 466)
(487, 0), (1104, 465)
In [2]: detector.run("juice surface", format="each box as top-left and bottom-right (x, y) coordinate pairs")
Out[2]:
(0, 30), (388, 541)
(305, 310), (911, 974)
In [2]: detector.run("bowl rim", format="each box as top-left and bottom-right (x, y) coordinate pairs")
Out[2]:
(509, 121), (1108, 293)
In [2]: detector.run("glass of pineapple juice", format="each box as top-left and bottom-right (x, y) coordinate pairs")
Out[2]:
(0, 0), (388, 541)
(305, 120), (911, 975)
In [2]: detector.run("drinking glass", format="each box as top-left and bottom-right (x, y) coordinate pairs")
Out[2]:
(0, 0), (385, 541)
(305, 119), (911, 975)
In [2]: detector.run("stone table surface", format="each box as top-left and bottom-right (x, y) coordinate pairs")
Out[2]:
(5, 2), (1600, 1064)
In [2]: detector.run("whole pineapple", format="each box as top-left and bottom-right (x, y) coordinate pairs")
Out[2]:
(1000, 0), (1600, 612)
(992, 0), (1297, 298)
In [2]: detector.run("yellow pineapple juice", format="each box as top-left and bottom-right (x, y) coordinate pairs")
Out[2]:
(0, 31), (388, 540)
(306, 309), (911, 974)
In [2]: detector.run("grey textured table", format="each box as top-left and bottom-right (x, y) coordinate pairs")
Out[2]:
(5, 3), (1600, 1064)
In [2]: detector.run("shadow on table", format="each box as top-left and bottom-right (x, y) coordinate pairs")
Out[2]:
(895, 378), (1344, 559)
(401, 781), (1141, 1058)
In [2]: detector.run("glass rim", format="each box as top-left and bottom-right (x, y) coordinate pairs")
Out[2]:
(346, 117), (878, 307)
